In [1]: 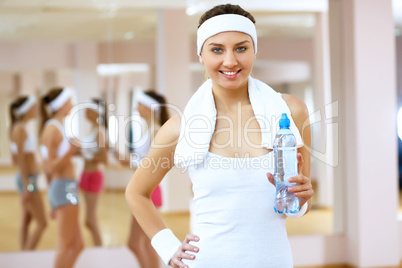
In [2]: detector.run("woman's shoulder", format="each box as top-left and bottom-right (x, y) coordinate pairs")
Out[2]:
(282, 94), (309, 116)
(40, 122), (62, 144)
(41, 122), (57, 135)
(282, 93), (309, 128)
(153, 113), (181, 145)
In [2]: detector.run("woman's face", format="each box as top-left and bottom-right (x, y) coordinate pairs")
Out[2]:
(200, 31), (255, 91)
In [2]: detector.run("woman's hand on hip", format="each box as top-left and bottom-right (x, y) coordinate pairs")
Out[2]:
(169, 234), (200, 268)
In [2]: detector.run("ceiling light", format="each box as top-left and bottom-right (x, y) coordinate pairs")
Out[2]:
(97, 64), (150, 76)
(186, 2), (208, 16)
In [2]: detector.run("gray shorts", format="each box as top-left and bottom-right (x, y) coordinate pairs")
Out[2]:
(48, 179), (79, 210)
(16, 173), (39, 194)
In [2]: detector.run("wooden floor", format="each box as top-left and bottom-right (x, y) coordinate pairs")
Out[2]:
(0, 190), (333, 251)
(0, 190), (401, 268)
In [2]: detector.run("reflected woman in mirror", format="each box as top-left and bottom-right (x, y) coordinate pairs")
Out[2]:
(79, 99), (108, 247)
(126, 4), (313, 268)
(40, 87), (83, 268)
(116, 90), (168, 268)
(9, 95), (47, 250)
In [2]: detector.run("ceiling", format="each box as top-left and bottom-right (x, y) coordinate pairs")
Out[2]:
(0, 0), (400, 42)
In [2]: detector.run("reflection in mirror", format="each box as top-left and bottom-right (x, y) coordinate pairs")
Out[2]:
(0, 0), (338, 263)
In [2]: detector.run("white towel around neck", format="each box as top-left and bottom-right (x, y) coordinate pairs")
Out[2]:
(174, 76), (304, 168)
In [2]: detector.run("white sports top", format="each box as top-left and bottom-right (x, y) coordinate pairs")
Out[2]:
(40, 119), (70, 159)
(10, 142), (17, 154)
(80, 128), (100, 160)
(10, 124), (37, 154)
(131, 126), (159, 167)
(135, 128), (151, 158)
(182, 151), (293, 268)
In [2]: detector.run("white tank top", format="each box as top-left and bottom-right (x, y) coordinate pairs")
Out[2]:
(135, 128), (151, 159)
(183, 151), (293, 268)
(131, 126), (160, 167)
(80, 128), (100, 160)
(40, 119), (70, 159)
(10, 142), (17, 154)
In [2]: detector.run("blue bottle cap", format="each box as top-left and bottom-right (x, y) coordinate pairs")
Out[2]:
(279, 113), (290, 129)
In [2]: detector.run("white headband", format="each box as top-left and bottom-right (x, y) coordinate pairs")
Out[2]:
(15, 96), (37, 116)
(86, 100), (105, 115)
(197, 14), (258, 56)
(48, 88), (72, 112)
(136, 91), (160, 110)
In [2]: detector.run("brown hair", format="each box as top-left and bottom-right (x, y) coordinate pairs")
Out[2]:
(198, 4), (255, 28)
(91, 98), (108, 129)
(144, 90), (170, 125)
(40, 87), (64, 132)
(9, 96), (29, 128)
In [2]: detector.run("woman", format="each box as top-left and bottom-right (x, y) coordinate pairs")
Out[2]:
(9, 95), (47, 250)
(117, 90), (168, 268)
(40, 87), (83, 268)
(79, 99), (108, 247)
(126, 4), (313, 268)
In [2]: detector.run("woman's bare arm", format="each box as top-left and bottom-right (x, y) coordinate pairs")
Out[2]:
(125, 114), (180, 238)
(14, 125), (30, 188)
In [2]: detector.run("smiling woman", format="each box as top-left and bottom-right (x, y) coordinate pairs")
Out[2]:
(125, 4), (312, 268)
(2, 0), (398, 267)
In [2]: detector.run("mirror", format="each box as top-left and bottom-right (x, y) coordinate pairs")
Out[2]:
(0, 1), (339, 253)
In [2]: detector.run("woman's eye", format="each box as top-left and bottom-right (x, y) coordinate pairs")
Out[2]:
(237, 46), (246, 52)
(212, 48), (223, 53)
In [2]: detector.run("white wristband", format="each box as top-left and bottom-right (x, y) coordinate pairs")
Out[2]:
(285, 202), (308, 219)
(151, 228), (182, 266)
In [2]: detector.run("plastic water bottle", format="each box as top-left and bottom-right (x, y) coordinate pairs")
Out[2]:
(273, 113), (300, 214)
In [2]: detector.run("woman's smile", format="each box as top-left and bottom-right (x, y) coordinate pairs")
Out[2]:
(219, 69), (242, 79)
